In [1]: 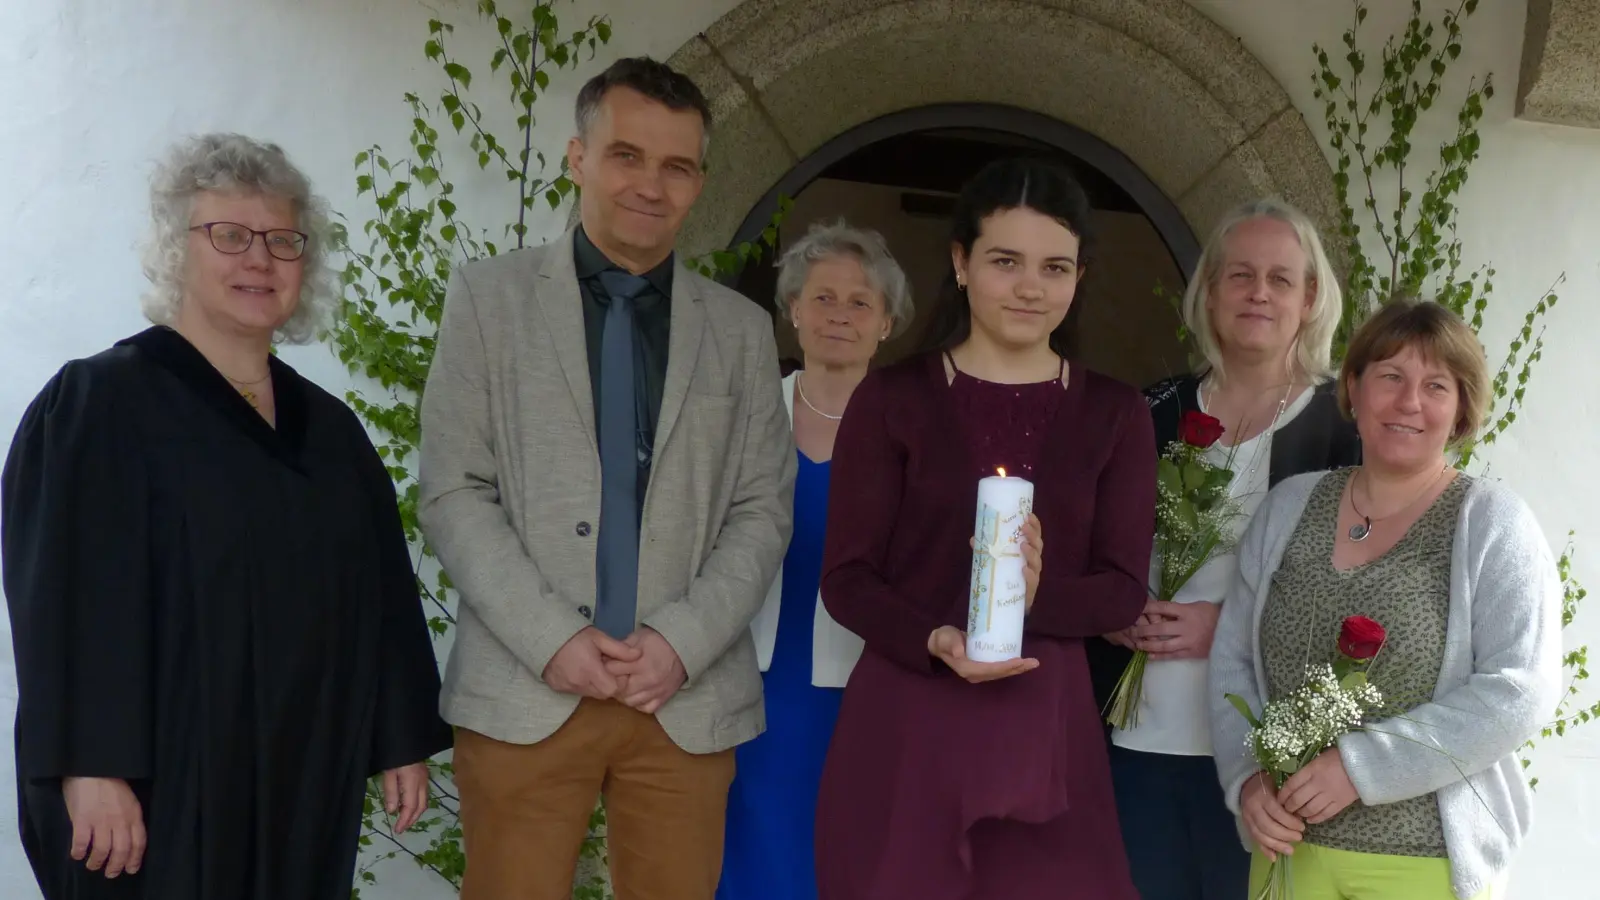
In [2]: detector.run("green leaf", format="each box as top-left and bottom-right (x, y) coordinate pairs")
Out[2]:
(1226, 693), (1262, 729)
(1340, 671), (1369, 692)
(1203, 466), (1233, 493)
(1179, 503), (1199, 533)
(1157, 458), (1182, 496)
(443, 62), (472, 89)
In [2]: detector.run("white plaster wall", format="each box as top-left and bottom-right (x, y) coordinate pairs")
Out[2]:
(0, 1), (1594, 898)
(1192, 4), (1600, 896)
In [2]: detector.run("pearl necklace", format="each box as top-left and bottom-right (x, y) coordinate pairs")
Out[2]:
(796, 372), (843, 421)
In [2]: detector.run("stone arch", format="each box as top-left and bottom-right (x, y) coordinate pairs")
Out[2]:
(666, 0), (1338, 264)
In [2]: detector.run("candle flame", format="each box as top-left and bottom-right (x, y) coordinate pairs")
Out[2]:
(997, 467), (1007, 478)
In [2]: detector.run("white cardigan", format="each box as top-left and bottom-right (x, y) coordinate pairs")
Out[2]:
(748, 372), (865, 687)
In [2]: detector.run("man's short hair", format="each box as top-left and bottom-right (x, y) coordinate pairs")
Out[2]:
(574, 57), (712, 160)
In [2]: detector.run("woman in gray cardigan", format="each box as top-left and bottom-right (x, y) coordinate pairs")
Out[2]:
(1208, 299), (1562, 899)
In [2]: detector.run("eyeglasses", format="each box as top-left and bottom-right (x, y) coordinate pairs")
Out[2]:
(189, 222), (309, 261)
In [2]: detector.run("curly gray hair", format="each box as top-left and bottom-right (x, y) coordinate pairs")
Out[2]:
(139, 133), (335, 345)
(775, 220), (914, 338)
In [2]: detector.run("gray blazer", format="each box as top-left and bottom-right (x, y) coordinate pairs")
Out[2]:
(418, 227), (796, 754)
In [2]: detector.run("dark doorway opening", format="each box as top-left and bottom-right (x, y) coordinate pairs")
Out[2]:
(726, 104), (1201, 388)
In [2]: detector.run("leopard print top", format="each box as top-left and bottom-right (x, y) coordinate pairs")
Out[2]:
(1259, 468), (1469, 858)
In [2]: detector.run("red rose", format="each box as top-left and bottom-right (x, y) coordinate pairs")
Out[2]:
(1178, 411), (1226, 448)
(1339, 616), (1387, 660)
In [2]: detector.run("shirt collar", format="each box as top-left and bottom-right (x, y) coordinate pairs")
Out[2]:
(574, 224), (675, 299)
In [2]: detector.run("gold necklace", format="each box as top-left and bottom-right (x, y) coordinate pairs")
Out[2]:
(224, 371), (270, 410)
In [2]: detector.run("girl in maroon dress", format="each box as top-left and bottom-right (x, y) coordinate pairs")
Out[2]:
(815, 158), (1156, 899)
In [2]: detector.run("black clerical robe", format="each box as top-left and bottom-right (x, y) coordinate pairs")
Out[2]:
(1, 325), (453, 899)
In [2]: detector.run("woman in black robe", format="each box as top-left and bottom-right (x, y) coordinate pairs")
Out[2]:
(1, 133), (453, 899)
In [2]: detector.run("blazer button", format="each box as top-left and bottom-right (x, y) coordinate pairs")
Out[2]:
(576, 521), (591, 537)
(578, 605), (592, 619)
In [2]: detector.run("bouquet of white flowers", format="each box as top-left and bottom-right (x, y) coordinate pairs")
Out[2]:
(1225, 615), (1388, 900)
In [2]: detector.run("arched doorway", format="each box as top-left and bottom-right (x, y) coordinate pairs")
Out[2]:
(667, 0), (1340, 297)
(728, 103), (1200, 387)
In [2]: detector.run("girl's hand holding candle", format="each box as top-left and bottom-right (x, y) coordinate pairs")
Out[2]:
(1020, 513), (1042, 613)
(928, 625), (1039, 683)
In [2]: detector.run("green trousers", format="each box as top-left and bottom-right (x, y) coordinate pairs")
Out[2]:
(1248, 844), (1505, 899)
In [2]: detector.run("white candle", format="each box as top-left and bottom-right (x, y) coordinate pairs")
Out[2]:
(966, 468), (1034, 663)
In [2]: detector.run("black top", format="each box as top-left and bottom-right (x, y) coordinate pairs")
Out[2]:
(575, 224), (673, 516)
(1086, 372), (1363, 723)
(1144, 374), (1362, 490)
(1, 325), (452, 899)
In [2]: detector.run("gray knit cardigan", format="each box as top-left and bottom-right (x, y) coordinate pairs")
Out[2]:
(1208, 471), (1563, 899)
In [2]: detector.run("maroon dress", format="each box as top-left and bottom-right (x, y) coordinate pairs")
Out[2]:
(815, 352), (1155, 900)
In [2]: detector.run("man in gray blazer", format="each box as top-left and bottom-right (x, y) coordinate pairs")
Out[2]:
(417, 57), (795, 900)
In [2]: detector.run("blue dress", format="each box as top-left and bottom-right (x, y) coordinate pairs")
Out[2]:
(719, 451), (842, 900)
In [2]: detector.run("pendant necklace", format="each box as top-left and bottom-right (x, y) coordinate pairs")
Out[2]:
(796, 372), (843, 421)
(225, 371), (271, 410)
(1347, 464), (1449, 542)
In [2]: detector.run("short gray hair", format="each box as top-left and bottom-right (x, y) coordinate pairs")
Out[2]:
(1180, 197), (1343, 381)
(139, 133), (335, 345)
(775, 220), (914, 338)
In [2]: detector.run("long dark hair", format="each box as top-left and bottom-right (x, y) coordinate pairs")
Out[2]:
(920, 157), (1096, 357)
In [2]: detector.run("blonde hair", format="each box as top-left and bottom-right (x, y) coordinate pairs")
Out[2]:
(139, 133), (335, 345)
(1338, 299), (1490, 444)
(1180, 198), (1342, 382)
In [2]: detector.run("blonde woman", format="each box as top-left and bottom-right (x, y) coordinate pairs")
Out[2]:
(1089, 198), (1359, 900)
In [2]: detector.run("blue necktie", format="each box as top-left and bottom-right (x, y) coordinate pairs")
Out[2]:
(593, 270), (649, 640)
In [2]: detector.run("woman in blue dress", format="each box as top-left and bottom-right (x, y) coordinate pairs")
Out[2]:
(719, 220), (914, 900)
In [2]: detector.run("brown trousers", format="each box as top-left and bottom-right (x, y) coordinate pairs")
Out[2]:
(455, 699), (736, 900)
